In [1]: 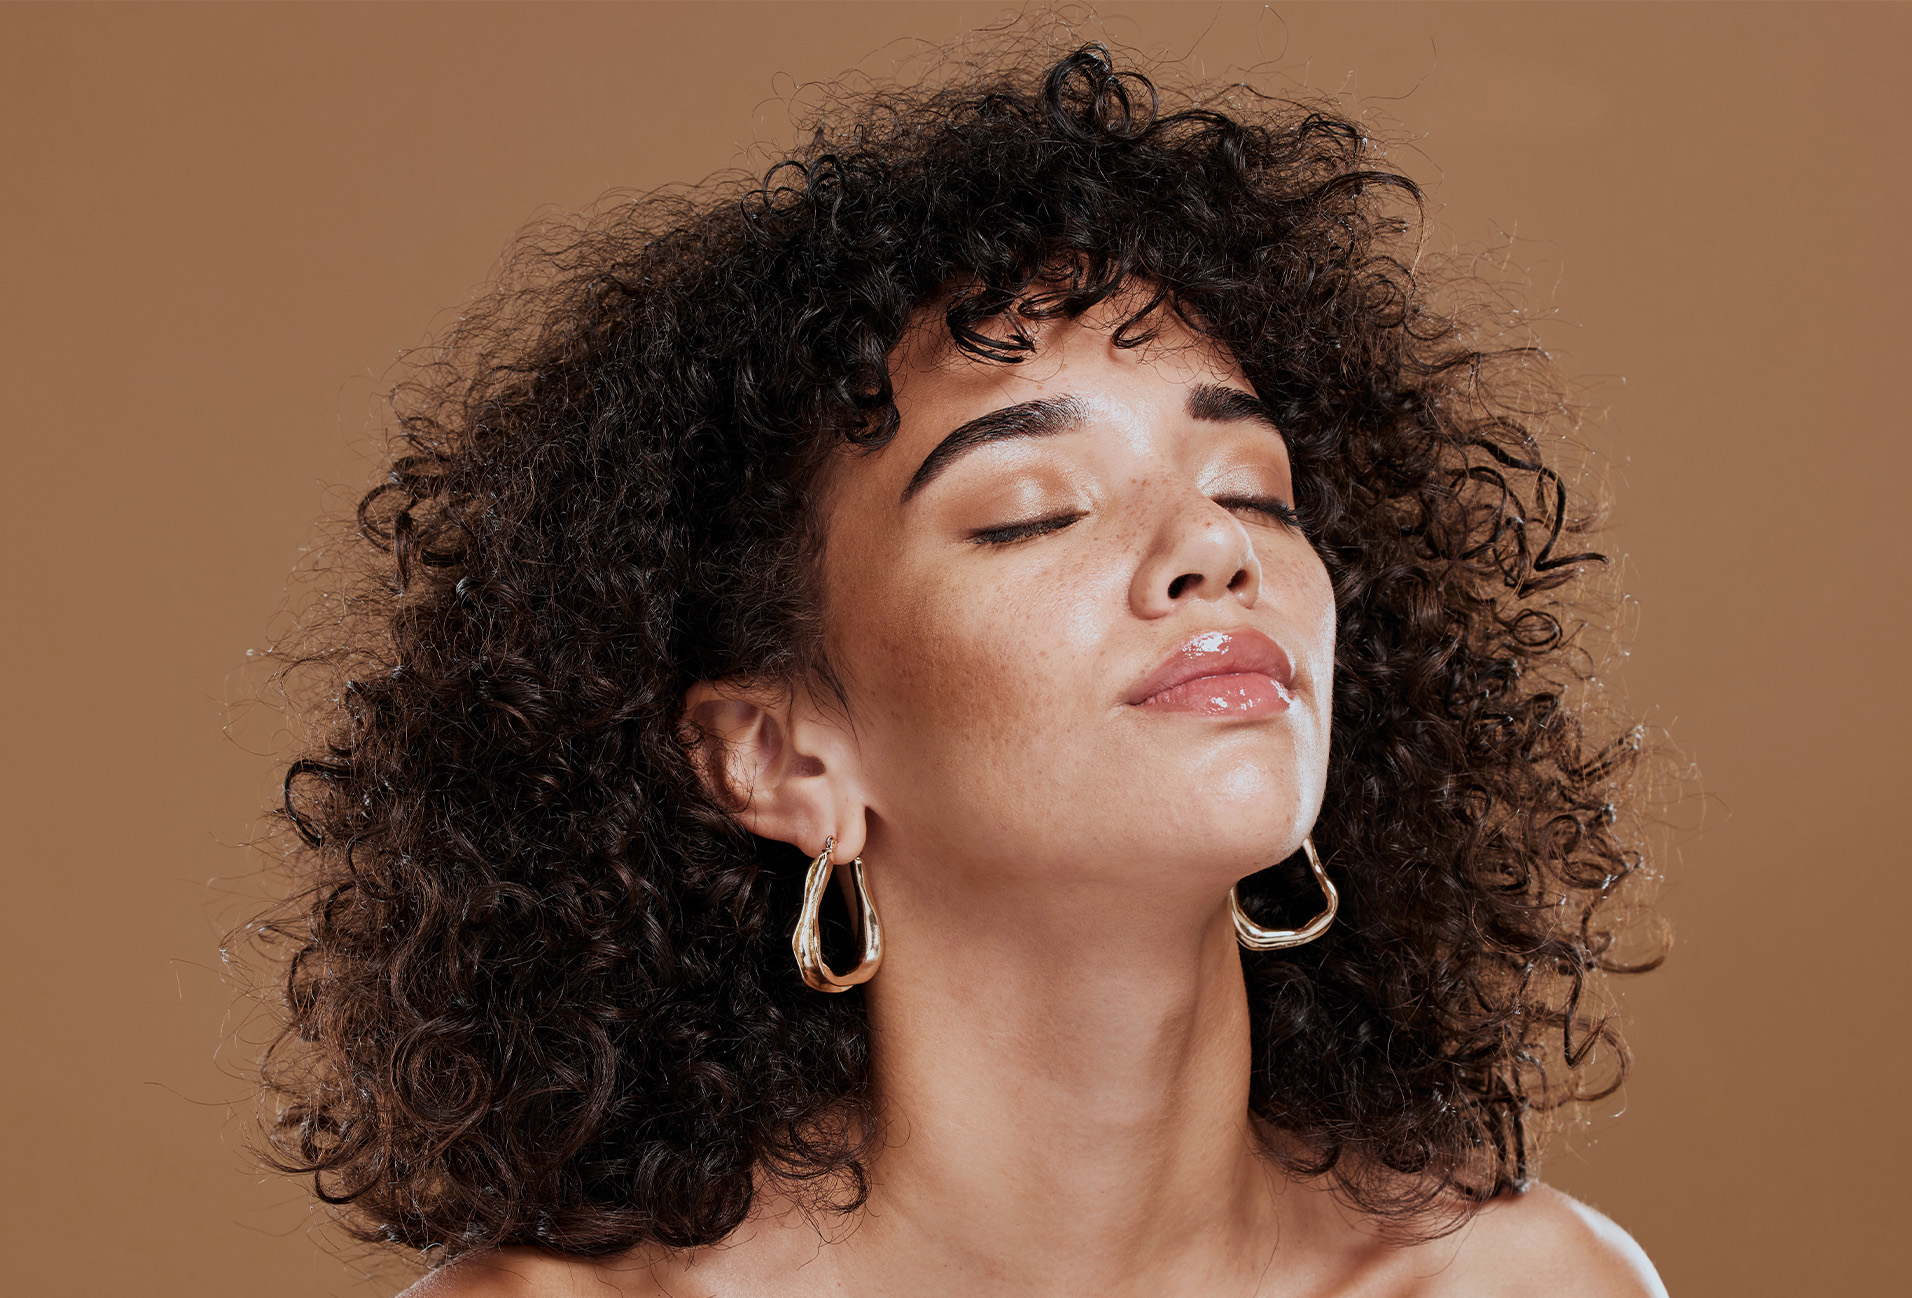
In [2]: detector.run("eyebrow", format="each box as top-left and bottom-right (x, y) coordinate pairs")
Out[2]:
(900, 395), (1089, 503)
(899, 382), (1281, 504)
(1186, 382), (1280, 432)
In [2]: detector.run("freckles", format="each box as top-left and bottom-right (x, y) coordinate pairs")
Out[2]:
(862, 594), (950, 724)
(843, 509), (1134, 764)
(900, 571), (1101, 756)
(851, 572), (1022, 740)
(1261, 546), (1336, 635)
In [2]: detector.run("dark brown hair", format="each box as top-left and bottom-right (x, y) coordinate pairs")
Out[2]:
(257, 40), (1662, 1262)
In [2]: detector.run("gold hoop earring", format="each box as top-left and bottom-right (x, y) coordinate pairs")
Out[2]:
(1231, 836), (1338, 951)
(793, 835), (884, 993)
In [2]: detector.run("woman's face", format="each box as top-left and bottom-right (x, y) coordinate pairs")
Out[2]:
(818, 303), (1336, 911)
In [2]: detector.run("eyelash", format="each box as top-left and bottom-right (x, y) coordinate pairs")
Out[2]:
(967, 496), (1303, 546)
(1217, 494), (1304, 530)
(967, 513), (1085, 546)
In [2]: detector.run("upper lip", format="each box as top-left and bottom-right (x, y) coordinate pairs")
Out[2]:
(1125, 628), (1296, 706)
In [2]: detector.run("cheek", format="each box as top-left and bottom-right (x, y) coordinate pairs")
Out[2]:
(1267, 541), (1337, 678)
(1295, 552), (1339, 795)
(836, 545), (1113, 763)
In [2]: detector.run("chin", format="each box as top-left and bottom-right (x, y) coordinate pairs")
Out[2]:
(1134, 770), (1316, 883)
(1131, 802), (1315, 883)
(1187, 820), (1313, 882)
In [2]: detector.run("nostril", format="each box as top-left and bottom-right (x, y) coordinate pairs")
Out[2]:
(1167, 573), (1198, 599)
(1228, 567), (1251, 591)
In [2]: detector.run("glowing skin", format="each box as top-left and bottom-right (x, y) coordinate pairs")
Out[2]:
(419, 302), (1668, 1297)
(818, 308), (1336, 914)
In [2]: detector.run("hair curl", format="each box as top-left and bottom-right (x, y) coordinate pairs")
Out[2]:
(256, 40), (1663, 1262)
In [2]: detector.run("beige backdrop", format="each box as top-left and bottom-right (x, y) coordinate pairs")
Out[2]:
(2, 4), (1906, 1295)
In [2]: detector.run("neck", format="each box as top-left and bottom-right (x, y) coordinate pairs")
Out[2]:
(842, 873), (1285, 1296)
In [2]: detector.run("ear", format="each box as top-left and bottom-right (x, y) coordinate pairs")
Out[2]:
(680, 679), (870, 862)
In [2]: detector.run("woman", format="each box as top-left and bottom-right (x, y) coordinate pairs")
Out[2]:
(263, 42), (1666, 1296)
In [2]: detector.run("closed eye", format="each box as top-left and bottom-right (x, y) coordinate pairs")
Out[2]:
(1214, 494), (1303, 531)
(971, 497), (1298, 545)
(967, 512), (1086, 546)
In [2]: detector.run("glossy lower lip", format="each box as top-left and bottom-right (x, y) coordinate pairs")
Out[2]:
(1139, 671), (1293, 716)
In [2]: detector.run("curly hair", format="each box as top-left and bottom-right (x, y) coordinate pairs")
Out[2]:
(256, 41), (1662, 1261)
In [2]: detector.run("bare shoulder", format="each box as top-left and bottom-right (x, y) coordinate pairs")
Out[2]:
(398, 1246), (689, 1298)
(1418, 1184), (1667, 1298)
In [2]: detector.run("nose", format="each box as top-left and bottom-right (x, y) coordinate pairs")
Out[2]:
(1129, 493), (1260, 618)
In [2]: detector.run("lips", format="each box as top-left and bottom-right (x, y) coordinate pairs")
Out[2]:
(1126, 628), (1296, 717)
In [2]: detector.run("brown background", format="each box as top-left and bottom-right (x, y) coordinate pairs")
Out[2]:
(2, 4), (1906, 1295)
